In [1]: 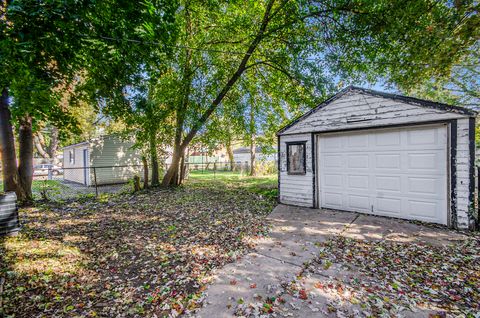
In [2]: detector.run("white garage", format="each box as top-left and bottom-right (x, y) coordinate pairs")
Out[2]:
(277, 86), (477, 229)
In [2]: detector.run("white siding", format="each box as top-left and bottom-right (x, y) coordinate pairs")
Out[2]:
(279, 134), (313, 207)
(89, 135), (143, 185)
(456, 118), (472, 228)
(63, 145), (90, 185)
(282, 91), (466, 135)
(278, 89), (475, 229)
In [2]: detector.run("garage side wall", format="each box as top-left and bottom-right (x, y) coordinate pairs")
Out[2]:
(89, 136), (143, 185)
(63, 145), (89, 184)
(456, 118), (474, 228)
(279, 134), (313, 207)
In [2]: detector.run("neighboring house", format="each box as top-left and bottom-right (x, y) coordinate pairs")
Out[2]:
(277, 86), (477, 229)
(233, 146), (277, 163)
(63, 135), (142, 186)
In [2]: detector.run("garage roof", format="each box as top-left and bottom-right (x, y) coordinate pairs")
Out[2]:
(278, 86), (477, 135)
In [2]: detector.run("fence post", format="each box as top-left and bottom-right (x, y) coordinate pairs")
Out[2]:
(93, 167), (98, 197)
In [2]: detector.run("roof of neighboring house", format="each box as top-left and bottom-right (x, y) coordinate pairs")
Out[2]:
(62, 141), (89, 149)
(277, 85), (477, 135)
(62, 134), (129, 150)
(233, 146), (271, 154)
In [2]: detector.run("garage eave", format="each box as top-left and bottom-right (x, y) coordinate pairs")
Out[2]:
(277, 86), (477, 136)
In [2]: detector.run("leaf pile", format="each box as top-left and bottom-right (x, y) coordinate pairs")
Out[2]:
(0, 182), (275, 317)
(311, 236), (480, 317)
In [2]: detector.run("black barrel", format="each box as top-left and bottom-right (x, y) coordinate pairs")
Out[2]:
(0, 192), (20, 236)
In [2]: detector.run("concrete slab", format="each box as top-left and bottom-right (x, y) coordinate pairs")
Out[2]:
(197, 205), (470, 317)
(255, 205), (358, 266)
(342, 214), (468, 246)
(199, 252), (301, 317)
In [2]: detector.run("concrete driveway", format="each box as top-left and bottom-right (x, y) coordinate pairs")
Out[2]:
(197, 204), (470, 317)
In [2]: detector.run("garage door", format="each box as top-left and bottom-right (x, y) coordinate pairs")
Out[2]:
(318, 125), (448, 225)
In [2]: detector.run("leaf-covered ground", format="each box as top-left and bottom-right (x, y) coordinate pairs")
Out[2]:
(0, 172), (277, 317)
(236, 236), (480, 318)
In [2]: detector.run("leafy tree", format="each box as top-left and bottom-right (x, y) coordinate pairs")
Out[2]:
(157, 0), (478, 186)
(406, 44), (480, 109)
(0, 0), (177, 201)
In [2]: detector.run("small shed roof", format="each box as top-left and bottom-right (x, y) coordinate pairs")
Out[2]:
(278, 86), (477, 135)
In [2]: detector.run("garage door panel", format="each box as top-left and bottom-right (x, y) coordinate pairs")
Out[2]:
(323, 192), (343, 208)
(375, 131), (401, 146)
(407, 128), (438, 145)
(324, 155), (343, 167)
(376, 176), (401, 192)
(376, 197), (402, 215)
(348, 195), (370, 210)
(375, 154), (401, 169)
(348, 175), (369, 189)
(319, 125), (448, 225)
(348, 155), (369, 168)
(408, 200), (440, 220)
(408, 153), (440, 170)
(407, 177), (438, 195)
(324, 174), (342, 188)
(348, 134), (368, 147)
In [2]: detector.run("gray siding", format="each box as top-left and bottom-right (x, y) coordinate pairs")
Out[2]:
(279, 134), (313, 207)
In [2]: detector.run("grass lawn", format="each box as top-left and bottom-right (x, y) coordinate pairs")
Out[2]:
(0, 173), (278, 317)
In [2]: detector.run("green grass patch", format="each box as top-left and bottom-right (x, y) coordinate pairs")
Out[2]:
(188, 170), (278, 199)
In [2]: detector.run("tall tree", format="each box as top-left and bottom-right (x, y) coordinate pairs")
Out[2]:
(0, 0), (177, 201)
(159, 0), (479, 186)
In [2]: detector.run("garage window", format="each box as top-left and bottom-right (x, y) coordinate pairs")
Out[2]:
(69, 150), (75, 164)
(286, 142), (306, 175)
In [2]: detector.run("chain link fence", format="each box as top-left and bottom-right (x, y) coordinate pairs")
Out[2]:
(31, 165), (145, 201)
(1, 160), (277, 203)
(174, 160), (277, 176)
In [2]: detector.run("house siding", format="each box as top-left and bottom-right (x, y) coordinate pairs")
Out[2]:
(63, 145), (89, 184)
(456, 118), (474, 228)
(279, 134), (313, 207)
(278, 89), (475, 229)
(89, 135), (143, 185)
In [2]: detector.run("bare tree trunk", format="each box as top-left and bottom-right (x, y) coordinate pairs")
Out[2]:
(47, 127), (59, 164)
(0, 88), (23, 198)
(226, 138), (234, 171)
(179, 153), (186, 184)
(149, 133), (159, 186)
(249, 96), (256, 176)
(142, 156), (149, 189)
(18, 116), (33, 203)
(33, 132), (50, 159)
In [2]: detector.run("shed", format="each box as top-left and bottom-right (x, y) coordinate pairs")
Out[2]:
(233, 146), (277, 163)
(277, 86), (477, 229)
(63, 135), (143, 186)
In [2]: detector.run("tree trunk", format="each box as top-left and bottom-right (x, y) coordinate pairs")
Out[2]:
(0, 88), (23, 197)
(179, 153), (186, 185)
(149, 133), (159, 186)
(47, 127), (59, 164)
(18, 115), (34, 203)
(160, 0), (274, 186)
(162, 140), (184, 187)
(142, 156), (149, 189)
(249, 96), (256, 176)
(226, 138), (234, 171)
(33, 132), (50, 159)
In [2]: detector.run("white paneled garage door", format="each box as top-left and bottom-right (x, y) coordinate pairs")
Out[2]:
(318, 125), (448, 225)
